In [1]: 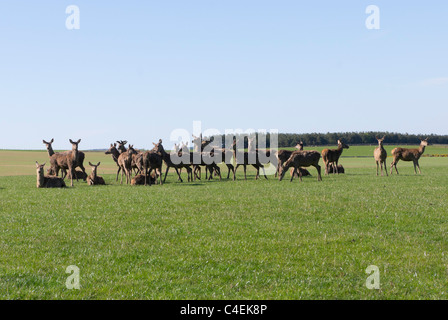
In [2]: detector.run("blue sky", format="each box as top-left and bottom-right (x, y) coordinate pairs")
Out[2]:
(0, 1), (447, 150)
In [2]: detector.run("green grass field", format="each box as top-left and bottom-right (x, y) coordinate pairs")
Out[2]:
(1, 147), (448, 299)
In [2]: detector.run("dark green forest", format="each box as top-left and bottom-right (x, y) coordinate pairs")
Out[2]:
(210, 132), (448, 148)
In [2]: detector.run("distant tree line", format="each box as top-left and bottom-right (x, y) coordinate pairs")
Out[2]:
(208, 132), (448, 148)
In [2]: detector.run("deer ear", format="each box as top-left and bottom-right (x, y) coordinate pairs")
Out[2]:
(36, 161), (39, 168)
(97, 162), (101, 167)
(77, 139), (81, 144)
(159, 139), (162, 143)
(51, 138), (54, 143)
(89, 162), (94, 167)
(69, 139), (74, 144)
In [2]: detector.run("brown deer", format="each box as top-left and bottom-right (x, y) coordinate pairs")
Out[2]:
(279, 150), (322, 182)
(116, 140), (128, 153)
(326, 164), (345, 174)
(374, 136), (388, 176)
(158, 141), (193, 183)
(131, 172), (156, 185)
(290, 167), (311, 178)
(390, 138), (429, 175)
(65, 139), (82, 187)
(232, 138), (266, 180)
(87, 162), (106, 185)
(191, 134), (222, 181)
(36, 162), (66, 188)
(321, 140), (349, 175)
(105, 143), (123, 181)
(43, 138), (86, 179)
(275, 141), (304, 178)
(142, 140), (164, 186)
(66, 170), (88, 181)
(118, 144), (137, 184)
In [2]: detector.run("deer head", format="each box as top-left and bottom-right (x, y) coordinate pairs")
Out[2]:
(105, 143), (118, 155)
(69, 139), (81, 149)
(376, 136), (385, 147)
(337, 140), (349, 149)
(128, 144), (137, 155)
(36, 161), (46, 174)
(88, 162), (101, 176)
(116, 140), (127, 153)
(420, 138), (429, 147)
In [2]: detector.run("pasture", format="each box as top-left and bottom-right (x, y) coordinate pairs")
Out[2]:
(0, 147), (448, 299)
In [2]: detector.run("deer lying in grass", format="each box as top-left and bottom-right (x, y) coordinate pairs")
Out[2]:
(326, 164), (345, 174)
(374, 136), (388, 176)
(275, 141), (304, 178)
(86, 162), (106, 185)
(131, 172), (156, 185)
(390, 138), (428, 175)
(290, 167), (311, 178)
(66, 170), (88, 181)
(118, 144), (137, 184)
(279, 150), (322, 182)
(321, 140), (349, 175)
(36, 162), (66, 188)
(43, 138), (86, 179)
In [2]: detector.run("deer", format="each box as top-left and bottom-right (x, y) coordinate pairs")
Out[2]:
(66, 139), (82, 187)
(321, 140), (349, 175)
(36, 162), (66, 188)
(190, 134), (222, 181)
(142, 140), (164, 186)
(374, 136), (388, 176)
(275, 141), (304, 178)
(232, 138), (267, 180)
(86, 162), (106, 185)
(66, 170), (88, 181)
(158, 140), (193, 183)
(43, 138), (86, 179)
(118, 144), (138, 184)
(116, 140), (128, 153)
(279, 150), (322, 182)
(131, 172), (156, 185)
(105, 143), (122, 181)
(390, 138), (429, 175)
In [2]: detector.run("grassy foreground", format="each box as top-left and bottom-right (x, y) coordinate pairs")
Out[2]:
(0, 150), (447, 299)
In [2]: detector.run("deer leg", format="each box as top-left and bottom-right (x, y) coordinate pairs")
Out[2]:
(376, 161), (379, 176)
(234, 164), (240, 181)
(163, 166), (170, 183)
(175, 167), (183, 182)
(289, 167), (294, 182)
(416, 160), (422, 174)
(299, 167), (303, 182)
(261, 165), (268, 180)
(316, 164), (322, 181)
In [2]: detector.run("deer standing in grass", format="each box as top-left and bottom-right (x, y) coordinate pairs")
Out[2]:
(118, 144), (137, 184)
(142, 140), (164, 186)
(390, 138), (429, 175)
(279, 150), (322, 182)
(87, 162), (106, 185)
(275, 141), (304, 178)
(321, 140), (349, 175)
(105, 143), (122, 181)
(232, 138), (266, 180)
(36, 162), (66, 188)
(374, 136), (388, 176)
(43, 138), (86, 179)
